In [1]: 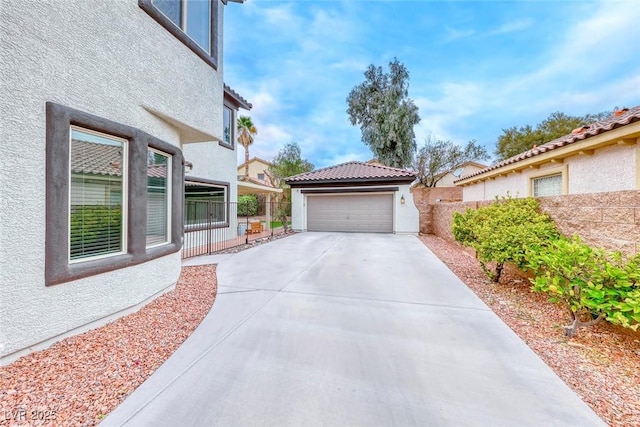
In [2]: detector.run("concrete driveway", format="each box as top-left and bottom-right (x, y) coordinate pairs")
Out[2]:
(104, 233), (604, 426)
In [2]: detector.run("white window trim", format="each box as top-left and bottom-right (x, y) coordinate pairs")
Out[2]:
(68, 126), (129, 264)
(146, 148), (173, 248)
(528, 164), (568, 197)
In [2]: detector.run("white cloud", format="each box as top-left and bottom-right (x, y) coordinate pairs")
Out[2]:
(489, 18), (533, 35)
(444, 26), (475, 42)
(325, 151), (367, 166)
(227, 0), (640, 168)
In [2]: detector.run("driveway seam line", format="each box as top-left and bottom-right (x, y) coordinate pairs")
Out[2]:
(273, 289), (492, 312)
(117, 234), (345, 425)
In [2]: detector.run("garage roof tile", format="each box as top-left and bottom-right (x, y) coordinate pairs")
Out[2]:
(286, 161), (416, 184)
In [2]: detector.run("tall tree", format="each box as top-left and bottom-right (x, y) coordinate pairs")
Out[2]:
(495, 110), (612, 161)
(413, 138), (489, 187)
(268, 142), (314, 184)
(346, 58), (420, 168)
(237, 116), (257, 177)
(265, 142), (314, 231)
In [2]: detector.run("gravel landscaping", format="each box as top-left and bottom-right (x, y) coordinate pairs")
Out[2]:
(419, 234), (640, 427)
(0, 265), (217, 426)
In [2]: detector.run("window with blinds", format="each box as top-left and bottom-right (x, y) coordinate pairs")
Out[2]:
(147, 149), (171, 247)
(69, 127), (127, 261)
(532, 173), (562, 197)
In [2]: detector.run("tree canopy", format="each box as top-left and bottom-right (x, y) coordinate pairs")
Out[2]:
(267, 142), (314, 186)
(346, 58), (420, 169)
(495, 110), (611, 161)
(413, 138), (489, 187)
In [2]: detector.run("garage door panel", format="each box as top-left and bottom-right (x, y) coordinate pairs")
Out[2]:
(307, 194), (393, 233)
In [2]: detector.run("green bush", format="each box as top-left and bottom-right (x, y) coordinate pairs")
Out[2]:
(452, 196), (559, 283)
(70, 205), (122, 259)
(237, 194), (258, 216)
(528, 236), (640, 336)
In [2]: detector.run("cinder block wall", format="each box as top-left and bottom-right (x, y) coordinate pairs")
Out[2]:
(537, 191), (640, 254)
(410, 186), (462, 234)
(419, 189), (640, 255)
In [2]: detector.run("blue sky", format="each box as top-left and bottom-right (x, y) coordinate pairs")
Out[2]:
(224, 0), (640, 169)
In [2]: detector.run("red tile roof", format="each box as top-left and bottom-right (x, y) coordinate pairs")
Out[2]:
(71, 140), (122, 176)
(286, 161), (416, 184)
(457, 106), (640, 182)
(71, 139), (167, 178)
(224, 84), (252, 110)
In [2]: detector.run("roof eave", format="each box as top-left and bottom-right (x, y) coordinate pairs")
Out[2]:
(286, 176), (416, 187)
(455, 124), (640, 186)
(223, 84), (252, 110)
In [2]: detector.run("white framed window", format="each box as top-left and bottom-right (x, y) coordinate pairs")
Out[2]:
(532, 174), (562, 197)
(529, 165), (567, 197)
(69, 127), (128, 262)
(146, 148), (172, 247)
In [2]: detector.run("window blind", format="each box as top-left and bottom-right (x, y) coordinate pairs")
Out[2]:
(69, 128), (125, 261)
(533, 174), (562, 197)
(147, 149), (171, 246)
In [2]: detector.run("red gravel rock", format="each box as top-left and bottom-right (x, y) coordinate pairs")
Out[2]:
(419, 234), (640, 427)
(0, 265), (216, 426)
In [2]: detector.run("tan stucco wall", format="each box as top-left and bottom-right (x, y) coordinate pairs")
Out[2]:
(238, 159), (272, 180)
(436, 164), (485, 187)
(462, 144), (639, 202)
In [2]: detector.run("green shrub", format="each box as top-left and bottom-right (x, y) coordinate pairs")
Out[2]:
(452, 196), (559, 283)
(237, 195), (258, 217)
(528, 236), (640, 337)
(70, 205), (122, 259)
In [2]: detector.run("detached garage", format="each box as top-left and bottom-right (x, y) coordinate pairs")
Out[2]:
(286, 161), (419, 234)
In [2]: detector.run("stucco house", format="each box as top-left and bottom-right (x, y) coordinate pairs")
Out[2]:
(0, 0), (244, 364)
(435, 161), (487, 187)
(286, 161), (419, 234)
(182, 84), (253, 251)
(456, 107), (640, 201)
(237, 157), (274, 185)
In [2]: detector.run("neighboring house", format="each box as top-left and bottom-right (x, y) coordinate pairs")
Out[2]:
(237, 157), (274, 185)
(0, 0), (244, 364)
(236, 157), (282, 225)
(286, 161), (419, 234)
(434, 161), (487, 187)
(456, 107), (640, 201)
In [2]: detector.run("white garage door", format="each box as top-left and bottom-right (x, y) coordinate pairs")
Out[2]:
(307, 194), (393, 233)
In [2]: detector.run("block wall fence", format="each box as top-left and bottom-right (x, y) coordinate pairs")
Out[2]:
(411, 188), (640, 255)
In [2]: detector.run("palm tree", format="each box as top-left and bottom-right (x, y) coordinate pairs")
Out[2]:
(237, 116), (257, 177)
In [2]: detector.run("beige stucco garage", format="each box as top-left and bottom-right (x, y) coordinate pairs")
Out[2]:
(286, 161), (419, 234)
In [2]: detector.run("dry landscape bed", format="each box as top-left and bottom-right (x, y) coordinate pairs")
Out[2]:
(1, 234), (639, 426)
(0, 265), (217, 426)
(419, 234), (640, 427)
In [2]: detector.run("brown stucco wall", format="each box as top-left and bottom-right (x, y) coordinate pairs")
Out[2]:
(415, 187), (640, 255)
